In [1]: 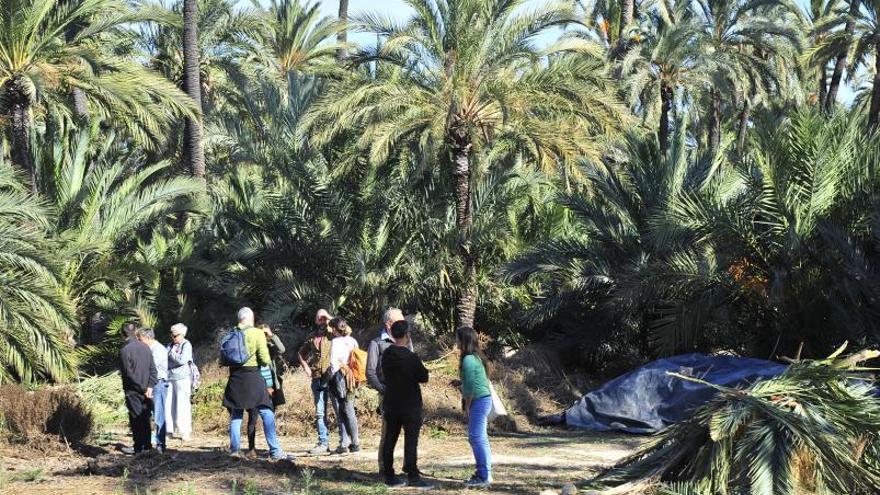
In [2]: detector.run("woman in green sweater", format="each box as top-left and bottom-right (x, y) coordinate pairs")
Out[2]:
(457, 326), (493, 488)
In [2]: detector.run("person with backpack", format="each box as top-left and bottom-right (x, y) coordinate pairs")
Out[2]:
(456, 326), (494, 488)
(297, 309), (335, 455)
(166, 323), (194, 442)
(327, 317), (360, 454)
(222, 307), (291, 461)
(245, 323), (286, 458)
(365, 308), (407, 472)
(379, 319), (433, 488)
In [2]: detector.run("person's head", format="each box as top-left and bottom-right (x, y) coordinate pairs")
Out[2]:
(122, 322), (138, 340)
(315, 309), (332, 329)
(382, 308), (404, 331)
(389, 319), (409, 346)
(329, 317), (352, 337)
(170, 323), (188, 345)
(137, 327), (156, 345)
(456, 326), (490, 375)
(237, 307), (255, 327)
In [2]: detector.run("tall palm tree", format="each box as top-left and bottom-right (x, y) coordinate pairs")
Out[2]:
(183, 0), (206, 178)
(826, 0), (862, 109)
(691, 0), (802, 154)
(620, 6), (708, 152)
(302, 0), (628, 329)
(0, 0), (194, 190)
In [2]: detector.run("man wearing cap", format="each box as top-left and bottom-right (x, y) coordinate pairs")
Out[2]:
(298, 308), (335, 454)
(365, 307), (411, 472)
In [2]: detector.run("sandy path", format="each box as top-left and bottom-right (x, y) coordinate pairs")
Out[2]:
(1, 429), (641, 495)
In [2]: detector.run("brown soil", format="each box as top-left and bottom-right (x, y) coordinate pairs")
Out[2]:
(0, 429), (641, 495)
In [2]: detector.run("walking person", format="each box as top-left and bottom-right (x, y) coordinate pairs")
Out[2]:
(137, 327), (169, 453)
(120, 322), (156, 455)
(328, 317), (360, 454)
(246, 323), (286, 457)
(297, 309), (335, 455)
(223, 307), (291, 461)
(380, 320), (433, 488)
(366, 308), (406, 472)
(457, 326), (494, 488)
(166, 323), (194, 442)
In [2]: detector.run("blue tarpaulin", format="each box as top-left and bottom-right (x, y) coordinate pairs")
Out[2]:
(563, 353), (787, 434)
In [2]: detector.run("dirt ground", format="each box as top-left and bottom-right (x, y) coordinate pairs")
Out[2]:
(0, 428), (641, 495)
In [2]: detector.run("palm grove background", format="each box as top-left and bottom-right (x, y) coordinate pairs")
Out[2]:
(2, 0), (880, 385)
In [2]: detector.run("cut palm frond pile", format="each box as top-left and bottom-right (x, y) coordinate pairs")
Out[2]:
(593, 345), (880, 495)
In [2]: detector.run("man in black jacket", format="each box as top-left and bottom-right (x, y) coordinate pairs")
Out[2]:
(120, 322), (156, 454)
(366, 308), (407, 473)
(379, 320), (433, 489)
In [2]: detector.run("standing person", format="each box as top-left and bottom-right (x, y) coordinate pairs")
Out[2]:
(119, 322), (156, 455)
(297, 309), (334, 455)
(246, 323), (286, 457)
(457, 326), (494, 488)
(224, 307), (291, 461)
(365, 308), (407, 472)
(137, 327), (169, 453)
(380, 320), (433, 488)
(166, 323), (194, 442)
(328, 317), (360, 454)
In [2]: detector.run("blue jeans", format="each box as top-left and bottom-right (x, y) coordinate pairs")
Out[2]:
(311, 378), (330, 445)
(230, 407), (283, 458)
(468, 395), (493, 481)
(152, 381), (168, 449)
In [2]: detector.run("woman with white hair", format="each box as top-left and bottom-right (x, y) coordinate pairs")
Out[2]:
(166, 323), (194, 441)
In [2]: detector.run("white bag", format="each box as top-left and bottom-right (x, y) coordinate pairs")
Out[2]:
(487, 382), (508, 422)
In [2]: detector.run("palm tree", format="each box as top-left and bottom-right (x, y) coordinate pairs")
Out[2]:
(265, 0), (346, 79)
(826, 0), (862, 109)
(849, 0), (880, 126)
(183, 0), (206, 178)
(620, 5), (708, 152)
(691, 0), (802, 154)
(338, 0), (349, 61)
(0, 163), (76, 383)
(303, 0), (628, 329)
(34, 124), (203, 335)
(0, 0), (194, 190)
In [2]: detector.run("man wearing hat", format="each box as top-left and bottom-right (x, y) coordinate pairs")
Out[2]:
(297, 308), (335, 454)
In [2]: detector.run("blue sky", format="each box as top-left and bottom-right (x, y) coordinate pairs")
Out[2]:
(315, 0), (856, 104)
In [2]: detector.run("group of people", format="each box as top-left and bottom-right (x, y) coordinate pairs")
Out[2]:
(118, 323), (195, 454)
(119, 305), (496, 489)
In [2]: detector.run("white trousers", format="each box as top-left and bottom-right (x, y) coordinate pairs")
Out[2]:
(165, 378), (193, 435)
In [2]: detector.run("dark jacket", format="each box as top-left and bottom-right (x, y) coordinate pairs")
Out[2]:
(381, 344), (429, 413)
(366, 329), (394, 394)
(120, 338), (157, 394)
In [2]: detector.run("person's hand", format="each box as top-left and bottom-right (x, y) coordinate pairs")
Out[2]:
(267, 388), (274, 395)
(145, 387), (153, 399)
(263, 327), (273, 338)
(303, 367), (312, 378)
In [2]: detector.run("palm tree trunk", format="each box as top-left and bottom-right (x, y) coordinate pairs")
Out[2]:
(737, 99), (751, 151)
(336, 0), (349, 62)
(619, 0), (634, 40)
(5, 80), (36, 192)
(451, 135), (476, 330)
(707, 89), (721, 155)
(868, 45), (880, 129)
(66, 24), (89, 119)
(826, 0), (860, 111)
(659, 83), (673, 153)
(818, 73), (827, 106)
(183, 0), (206, 179)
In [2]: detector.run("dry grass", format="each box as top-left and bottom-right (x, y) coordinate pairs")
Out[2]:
(0, 384), (94, 448)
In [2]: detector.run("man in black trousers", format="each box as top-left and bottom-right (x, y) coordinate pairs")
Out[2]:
(379, 319), (434, 489)
(120, 322), (156, 454)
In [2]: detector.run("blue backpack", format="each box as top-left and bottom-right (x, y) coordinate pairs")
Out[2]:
(220, 327), (251, 366)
